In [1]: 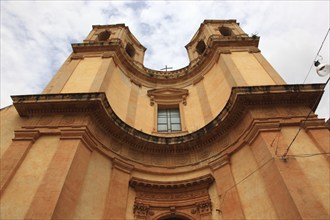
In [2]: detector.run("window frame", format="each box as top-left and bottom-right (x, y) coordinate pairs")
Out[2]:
(147, 88), (188, 135)
(157, 106), (182, 132)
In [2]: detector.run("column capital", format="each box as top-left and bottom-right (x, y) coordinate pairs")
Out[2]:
(209, 154), (230, 171)
(112, 158), (134, 174)
(13, 129), (40, 142)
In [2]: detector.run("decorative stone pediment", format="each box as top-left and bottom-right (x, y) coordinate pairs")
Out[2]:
(130, 174), (214, 220)
(147, 88), (189, 106)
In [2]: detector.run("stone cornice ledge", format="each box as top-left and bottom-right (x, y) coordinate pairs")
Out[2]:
(129, 174), (214, 190)
(11, 84), (325, 152)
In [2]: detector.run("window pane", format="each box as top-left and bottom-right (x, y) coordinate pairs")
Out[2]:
(158, 124), (167, 131)
(170, 108), (180, 115)
(157, 110), (167, 117)
(171, 124), (181, 131)
(158, 107), (181, 132)
(158, 117), (167, 124)
(171, 117), (180, 123)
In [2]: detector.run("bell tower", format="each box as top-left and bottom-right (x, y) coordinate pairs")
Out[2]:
(185, 20), (286, 87)
(83, 24), (146, 66)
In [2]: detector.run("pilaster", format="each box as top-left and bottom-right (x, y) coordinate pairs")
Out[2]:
(90, 56), (116, 92)
(218, 53), (247, 86)
(0, 129), (40, 197)
(251, 132), (302, 219)
(103, 158), (134, 219)
(209, 155), (245, 219)
(43, 57), (81, 93)
(24, 129), (93, 219)
(259, 130), (328, 219)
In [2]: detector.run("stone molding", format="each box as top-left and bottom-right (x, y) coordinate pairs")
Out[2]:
(209, 154), (230, 171)
(130, 174), (214, 220)
(60, 127), (97, 151)
(301, 118), (329, 130)
(13, 129), (40, 142)
(112, 158), (134, 174)
(147, 88), (189, 106)
(243, 120), (281, 144)
(130, 174), (214, 190)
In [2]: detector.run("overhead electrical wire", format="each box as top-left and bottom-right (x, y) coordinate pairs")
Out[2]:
(217, 28), (330, 214)
(282, 28), (330, 158)
(303, 28), (330, 83)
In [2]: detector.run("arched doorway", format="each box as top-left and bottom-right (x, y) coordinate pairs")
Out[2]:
(157, 212), (194, 220)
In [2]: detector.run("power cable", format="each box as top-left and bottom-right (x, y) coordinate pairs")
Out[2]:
(285, 152), (330, 158)
(282, 28), (330, 158)
(303, 28), (330, 83)
(282, 76), (330, 158)
(218, 28), (330, 214)
(218, 157), (274, 203)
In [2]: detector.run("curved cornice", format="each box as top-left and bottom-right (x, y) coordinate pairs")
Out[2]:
(11, 83), (325, 153)
(129, 174), (214, 190)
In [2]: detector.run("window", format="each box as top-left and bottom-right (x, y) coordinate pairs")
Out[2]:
(98, 30), (110, 41)
(147, 88), (188, 134)
(196, 40), (206, 55)
(157, 107), (181, 132)
(125, 43), (135, 58)
(219, 26), (232, 36)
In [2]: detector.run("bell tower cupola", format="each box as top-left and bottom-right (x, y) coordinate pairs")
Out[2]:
(185, 19), (257, 62)
(81, 24), (146, 67)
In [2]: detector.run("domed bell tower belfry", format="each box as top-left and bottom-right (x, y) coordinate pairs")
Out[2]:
(1, 20), (329, 220)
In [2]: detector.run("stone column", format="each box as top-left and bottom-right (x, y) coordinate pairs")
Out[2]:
(0, 129), (40, 197)
(103, 159), (133, 219)
(24, 129), (93, 219)
(209, 155), (245, 219)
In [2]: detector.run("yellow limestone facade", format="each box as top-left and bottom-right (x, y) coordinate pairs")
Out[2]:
(1, 20), (329, 220)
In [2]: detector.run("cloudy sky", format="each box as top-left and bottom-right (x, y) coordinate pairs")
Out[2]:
(1, 1), (329, 119)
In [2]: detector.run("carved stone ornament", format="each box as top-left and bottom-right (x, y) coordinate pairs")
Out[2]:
(133, 202), (149, 218)
(197, 199), (212, 214)
(130, 174), (214, 219)
(147, 88), (189, 106)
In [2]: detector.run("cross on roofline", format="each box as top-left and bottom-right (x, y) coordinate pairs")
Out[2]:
(161, 65), (173, 72)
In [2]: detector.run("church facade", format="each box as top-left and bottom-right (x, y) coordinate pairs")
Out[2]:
(1, 20), (329, 219)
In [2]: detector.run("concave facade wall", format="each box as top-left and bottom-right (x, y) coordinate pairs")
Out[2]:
(1, 20), (329, 220)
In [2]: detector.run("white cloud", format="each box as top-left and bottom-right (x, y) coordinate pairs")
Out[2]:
(1, 1), (329, 119)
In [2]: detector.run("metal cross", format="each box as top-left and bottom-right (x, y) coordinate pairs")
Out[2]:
(161, 65), (173, 72)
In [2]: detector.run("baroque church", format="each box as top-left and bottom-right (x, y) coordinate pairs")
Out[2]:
(0, 20), (329, 219)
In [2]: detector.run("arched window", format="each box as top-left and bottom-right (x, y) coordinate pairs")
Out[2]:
(97, 30), (110, 41)
(219, 26), (232, 36)
(125, 43), (135, 58)
(196, 40), (206, 55)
